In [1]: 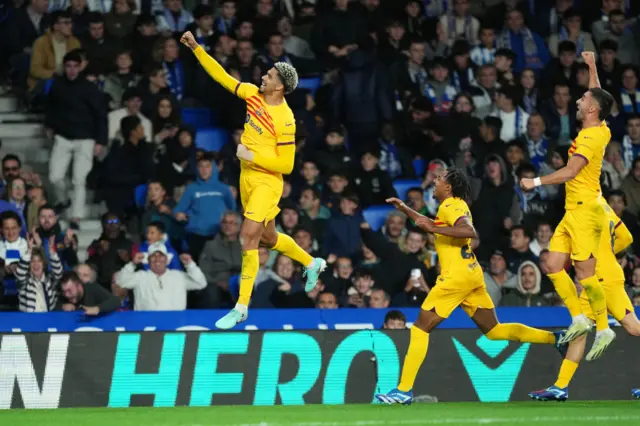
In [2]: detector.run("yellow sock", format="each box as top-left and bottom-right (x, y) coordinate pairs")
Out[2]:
(548, 270), (583, 317)
(398, 326), (429, 392)
(580, 275), (608, 331)
(486, 323), (556, 344)
(237, 249), (259, 306)
(554, 359), (579, 388)
(272, 232), (313, 267)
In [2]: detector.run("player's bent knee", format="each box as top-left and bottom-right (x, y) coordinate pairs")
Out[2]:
(415, 309), (443, 333)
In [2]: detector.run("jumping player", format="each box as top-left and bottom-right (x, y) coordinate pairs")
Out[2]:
(520, 51), (616, 359)
(529, 205), (640, 401)
(375, 168), (566, 405)
(180, 31), (326, 329)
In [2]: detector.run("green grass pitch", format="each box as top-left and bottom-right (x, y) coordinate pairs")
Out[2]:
(4, 401), (639, 426)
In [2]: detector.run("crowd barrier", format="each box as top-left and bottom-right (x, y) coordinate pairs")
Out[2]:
(2, 329), (639, 409)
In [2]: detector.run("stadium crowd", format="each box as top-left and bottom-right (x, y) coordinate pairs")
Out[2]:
(0, 0), (640, 314)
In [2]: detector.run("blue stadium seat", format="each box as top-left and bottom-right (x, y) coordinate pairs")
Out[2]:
(363, 206), (394, 231)
(182, 108), (214, 129)
(393, 179), (422, 201)
(412, 158), (426, 177)
(195, 127), (229, 152)
(228, 274), (240, 301)
(297, 76), (322, 97)
(134, 184), (148, 208)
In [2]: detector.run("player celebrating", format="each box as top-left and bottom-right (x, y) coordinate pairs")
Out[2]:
(375, 168), (566, 405)
(180, 31), (326, 329)
(529, 207), (640, 401)
(520, 51), (616, 359)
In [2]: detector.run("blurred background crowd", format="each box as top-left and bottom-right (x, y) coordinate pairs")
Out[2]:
(0, 0), (639, 315)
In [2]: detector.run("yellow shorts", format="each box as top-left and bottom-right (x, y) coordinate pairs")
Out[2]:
(549, 200), (605, 261)
(239, 170), (283, 224)
(580, 278), (634, 322)
(422, 271), (494, 318)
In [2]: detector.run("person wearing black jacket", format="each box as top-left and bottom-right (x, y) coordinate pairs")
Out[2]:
(353, 148), (398, 208)
(104, 115), (155, 219)
(46, 50), (107, 228)
(57, 270), (121, 315)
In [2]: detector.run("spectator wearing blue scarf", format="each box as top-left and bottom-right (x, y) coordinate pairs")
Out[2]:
(377, 122), (415, 179)
(214, 0), (236, 35)
(517, 113), (549, 172)
(156, 0), (193, 33)
(497, 9), (550, 73)
(160, 37), (186, 101)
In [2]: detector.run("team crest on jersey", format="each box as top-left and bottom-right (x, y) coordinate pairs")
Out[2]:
(254, 107), (265, 117)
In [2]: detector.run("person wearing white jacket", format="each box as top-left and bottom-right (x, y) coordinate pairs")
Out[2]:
(116, 242), (206, 310)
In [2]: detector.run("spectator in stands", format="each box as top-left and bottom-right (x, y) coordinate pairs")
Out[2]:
(316, 291), (339, 309)
(597, 39), (622, 95)
(602, 141), (626, 193)
(131, 14), (160, 73)
(548, 8), (595, 58)
(439, 0), (479, 47)
(322, 255), (353, 299)
(381, 210), (407, 244)
(139, 65), (171, 118)
(0, 211), (29, 301)
(515, 163), (553, 228)
(116, 245), (205, 310)
(299, 187), (330, 240)
(198, 211), (242, 308)
(141, 180), (178, 241)
(392, 266), (430, 308)
(469, 64), (498, 120)
(484, 249), (517, 306)
(156, 36), (191, 102)
(529, 221), (553, 257)
(492, 85), (529, 143)
(26, 186), (47, 231)
(377, 122), (415, 180)
(314, 126), (352, 176)
(630, 267), (640, 298)
(347, 268), (375, 308)
(621, 114), (640, 171)
(157, 126), (197, 197)
(472, 155), (518, 253)
(354, 148), (397, 208)
(278, 15), (314, 60)
(139, 221), (181, 271)
(519, 68), (539, 115)
(323, 193), (362, 259)
(378, 19), (409, 67)
(518, 114), (548, 172)
(7, 0), (50, 69)
(496, 9), (549, 73)
(211, 0), (234, 35)
(369, 288), (391, 308)
(58, 270), (122, 314)
(175, 152), (236, 261)
(259, 254), (304, 308)
(383, 310), (407, 329)
(293, 226), (320, 258)
(28, 10), (81, 91)
(35, 204), (78, 268)
(68, 0), (91, 39)
(152, 95), (181, 144)
(446, 93), (481, 159)
(620, 66), (640, 115)
(425, 57), (457, 116)
(322, 170), (351, 211)
(251, 0), (279, 47)
(494, 47), (517, 88)
(105, 115), (155, 216)
(104, 50), (141, 110)
(594, 10), (639, 66)
(82, 12), (119, 77)
(75, 263), (97, 284)
(4, 177), (29, 220)
(16, 234), (62, 312)
(87, 212), (135, 290)
(391, 37), (427, 101)
(501, 261), (548, 307)
(508, 225), (538, 273)
(405, 187), (428, 223)
(105, 0), (137, 40)
(622, 156), (640, 216)
(108, 87), (153, 141)
(156, 0), (193, 34)
(607, 190), (640, 254)
(472, 116), (504, 176)
(470, 25), (496, 67)
(259, 33), (315, 76)
(46, 50), (106, 228)
(505, 139), (527, 181)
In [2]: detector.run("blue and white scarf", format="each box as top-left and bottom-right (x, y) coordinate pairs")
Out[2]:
(161, 8), (191, 32)
(527, 137), (548, 170)
(214, 16), (235, 34)
(523, 89), (538, 114)
(497, 28), (540, 68)
(448, 14), (474, 43)
(451, 67), (476, 92)
(423, 0), (448, 18)
(379, 141), (402, 179)
(0, 237), (28, 265)
(425, 83), (457, 115)
(470, 46), (495, 66)
(622, 135), (640, 171)
(163, 60), (184, 101)
(620, 89), (640, 114)
(559, 27), (584, 55)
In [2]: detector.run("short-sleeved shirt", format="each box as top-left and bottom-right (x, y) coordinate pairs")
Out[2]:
(565, 122), (611, 210)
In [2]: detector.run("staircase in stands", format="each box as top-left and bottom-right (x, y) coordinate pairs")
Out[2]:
(0, 93), (104, 262)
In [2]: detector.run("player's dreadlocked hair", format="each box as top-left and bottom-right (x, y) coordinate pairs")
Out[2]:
(445, 167), (471, 200)
(274, 62), (299, 94)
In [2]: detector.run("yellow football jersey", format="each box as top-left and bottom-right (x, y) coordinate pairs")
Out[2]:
(565, 122), (610, 210)
(595, 203), (625, 283)
(433, 197), (479, 278)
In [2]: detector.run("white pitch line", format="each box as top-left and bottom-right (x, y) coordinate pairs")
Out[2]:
(187, 415), (640, 426)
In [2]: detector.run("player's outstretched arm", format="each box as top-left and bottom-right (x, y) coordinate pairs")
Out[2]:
(581, 51), (600, 89)
(386, 198), (428, 227)
(613, 221), (633, 254)
(180, 31), (255, 99)
(520, 155), (587, 190)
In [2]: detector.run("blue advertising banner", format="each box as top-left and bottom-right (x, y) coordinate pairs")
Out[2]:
(0, 306), (624, 333)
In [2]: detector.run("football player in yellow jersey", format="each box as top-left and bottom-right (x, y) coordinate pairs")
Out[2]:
(376, 168), (565, 405)
(529, 203), (640, 401)
(180, 31), (326, 329)
(521, 52), (616, 359)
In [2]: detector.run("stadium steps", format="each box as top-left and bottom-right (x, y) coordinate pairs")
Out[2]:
(0, 96), (18, 113)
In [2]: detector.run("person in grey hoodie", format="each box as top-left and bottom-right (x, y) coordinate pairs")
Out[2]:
(501, 260), (549, 307)
(484, 249), (517, 306)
